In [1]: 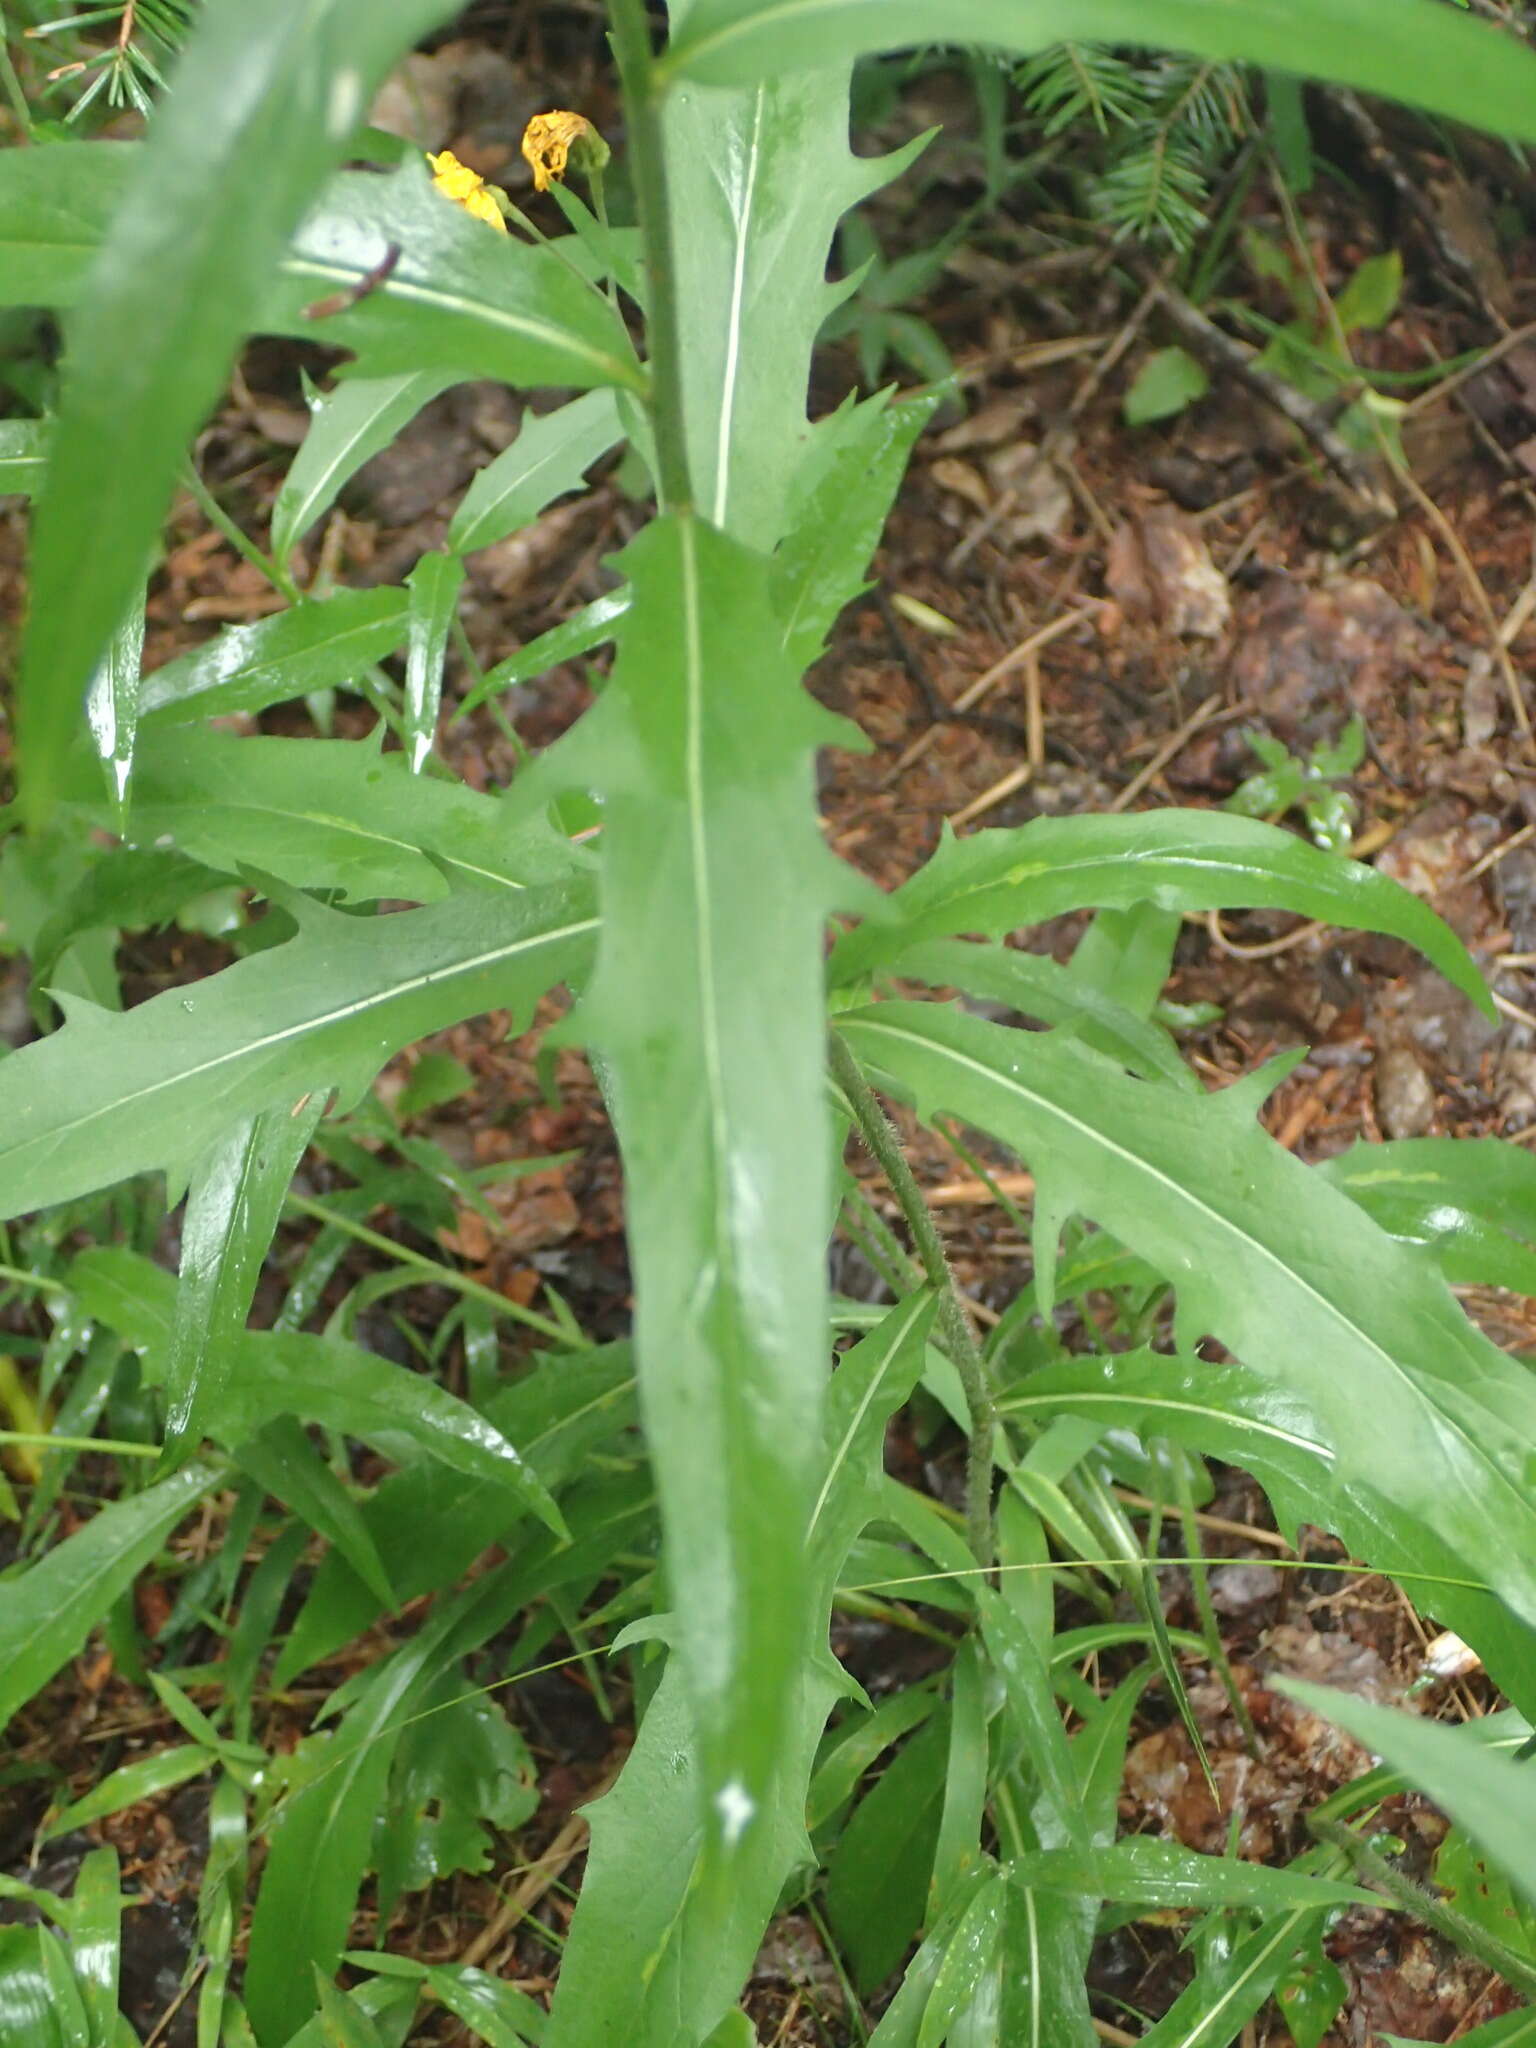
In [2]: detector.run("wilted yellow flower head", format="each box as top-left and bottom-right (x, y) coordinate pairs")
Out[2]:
(427, 149), (508, 233)
(521, 109), (605, 193)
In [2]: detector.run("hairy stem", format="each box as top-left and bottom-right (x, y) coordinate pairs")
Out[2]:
(1310, 1817), (1536, 2002)
(606, 0), (693, 511)
(830, 1031), (996, 1565)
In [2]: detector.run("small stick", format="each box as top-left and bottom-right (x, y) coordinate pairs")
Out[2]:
(1146, 280), (1396, 517)
(1107, 691), (1223, 813)
(884, 603), (1098, 782)
(303, 242), (401, 321)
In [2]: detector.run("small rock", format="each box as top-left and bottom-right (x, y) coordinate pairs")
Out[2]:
(1374, 1041), (1438, 1138)
(1106, 510), (1230, 639)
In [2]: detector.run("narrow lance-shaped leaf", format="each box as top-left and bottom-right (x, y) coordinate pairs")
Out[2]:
(0, 1462), (215, 1733)
(403, 552), (465, 774)
(660, 49), (926, 549)
(62, 727), (589, 905)
(548, 1290), (937, 2048)
(160, 1097), (326, 1468)
(829, 812), (1493, 1015)
(1280, 1680), (1536, 1913)
(665, 0), (1536, 152)
(447, 389), (625, 556)
(0, 882), (597, 1219)
(18, 0), (471, 824)
(271, 368), (458, 567)
(837, 1002), (1536, 1636)
(136, 587), (410, 725)
(524, 513), (853, 1860)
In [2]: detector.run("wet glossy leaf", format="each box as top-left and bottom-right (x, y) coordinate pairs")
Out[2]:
(1010, 1839), (1369, 1911)
(666, 0), (1536, 154)
(271, 370), (457, 566)
(448, 389), (624, 555)
(549, 1292), (935, 2047)
(66, 727), (587, 905)
(161, 1099), (324, 1465)
(43, 1745), (216, 1843)
(0, 883), (597, 1219)
(838, 1002), (1536, 1638)
(344, 1956), (546, 2046)
(136, 590), (409, 724)
(829, 814), (1491, 1018)
(15, 0), (471, 826)
(0, 1462), (214, 1733)
(0, 417), (48, 493)
(1319, 1136), (1536, 1295)
(526, 513), (849, 1852)
(403, 551), (465, 774)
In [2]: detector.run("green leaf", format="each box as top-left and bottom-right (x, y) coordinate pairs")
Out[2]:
(448, 389), (625, 556)
(826, 1707), (950, 1994)
(1335, 250), (1402, 333)
(0, 882), (597, 1219)
(1280, 1681), (1536, 1911)
(1318, 1136), (1536, 1295)
(916, 1864), (1007, 2048)
(232, 1416), (395, 1607)
(829, 812), (1491, 1019)
(526, 512), (849, 1852)
(68, 727), (586, 905)
(548, 1292), (935, 2047)
(403, 551), (465, 775)
(661, 64), (926, 547)
(1124, 345), (1209, 426)
(43, 1745), (216, 1843)
(837, 1002), (1536, 1638)
(0, 417), (49, 494)
(69, 1847), (124, 2048)
(896, 937), (1195, 1090)
(665, 0), (1536, 152)
(1009, 1839), (1370, 1911)
(774, 389), (939, 672)
(15, 0), (472, 826)
(459, 588), (631, 721)
(372, 1678), (538, 1921)
(344, 1956), (546, 2046)
(1129, 1866), (1340, 2048)
(136, 588), (410, 724)
(161, 1099), (324, 1464)
(71, 1247), (568, 1535)
(82, 599), (146, 826)
(1383, 2016), (1536, 2048)
(0, 1463), (214, 1733)
(271, 369), (458, 566)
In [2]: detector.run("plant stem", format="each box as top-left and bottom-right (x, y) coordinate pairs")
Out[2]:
(605, 0), (693, 511)
(1310, 1816), (1536, 2002)
(829, 1031), (996, 1566)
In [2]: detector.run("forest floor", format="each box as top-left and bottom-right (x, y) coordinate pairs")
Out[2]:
(5, 7), (1536, 2043)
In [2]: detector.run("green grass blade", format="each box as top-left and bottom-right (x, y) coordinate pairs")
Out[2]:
(402, 551), (465, 775)
(0, 418), (49, 494)
(0, 1462), (215, 1732)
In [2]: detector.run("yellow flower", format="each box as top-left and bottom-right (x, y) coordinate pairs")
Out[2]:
(521, 109), (603, 194)
(427, 149), (508, 234)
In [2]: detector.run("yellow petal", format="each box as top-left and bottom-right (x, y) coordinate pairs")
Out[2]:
(521, 109), (597, 194)
(427, 149), (508, 233)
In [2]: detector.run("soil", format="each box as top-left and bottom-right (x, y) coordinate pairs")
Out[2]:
(3, 10), (1536, 2043)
